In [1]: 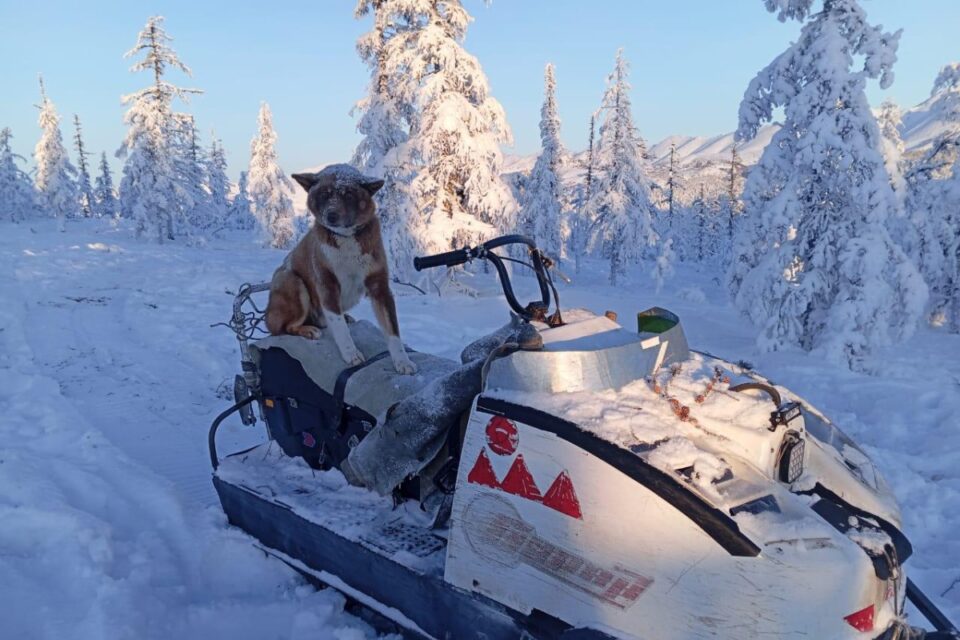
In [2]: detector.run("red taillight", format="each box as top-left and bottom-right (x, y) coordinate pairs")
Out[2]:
(844, 604), (875, 632)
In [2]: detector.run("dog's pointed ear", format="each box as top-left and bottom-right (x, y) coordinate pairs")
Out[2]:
(362, 178), (385, 195)
(291, 173), (317, 193)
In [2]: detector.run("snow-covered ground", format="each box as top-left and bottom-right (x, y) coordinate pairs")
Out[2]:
(2, 218), (958, 638)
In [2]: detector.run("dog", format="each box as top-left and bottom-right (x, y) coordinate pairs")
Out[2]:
(265, 164), (417, 375)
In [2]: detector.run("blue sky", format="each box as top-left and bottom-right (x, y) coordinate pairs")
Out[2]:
(1, 1), (958, 180)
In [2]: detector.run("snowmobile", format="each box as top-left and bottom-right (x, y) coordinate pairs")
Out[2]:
(209, 235), (957, 640)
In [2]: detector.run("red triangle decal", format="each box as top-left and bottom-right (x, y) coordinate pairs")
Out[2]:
(543, 471), (583, 519)
(500, 455), (542, 501)
(467, 449), (500, 488)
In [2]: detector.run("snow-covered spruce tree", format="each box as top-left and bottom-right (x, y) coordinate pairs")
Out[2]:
(714, 145), (744, 266)
(877, 99), (906, 201)
(34, 77), (80, 229)
(584, 49), (657, 285)
(226, 170), (255, 231)
(93, 152), (119, 220)
(118, 16), (201, 242)
(354, 0), (516, 276)
(692, 185), (711, 263)
(72, 115), (95, 217)
(940, 155), (960, 332)
(664, 142), (683, 229)
(352, 0), (416, 276)
(0, 128), (37, 222)
(733, 0), (926, 365)
(903, 63), (960, 305)
(352, 0), (408, 174)
(205, 136), (230, 232)
(248, 102), (295, 249)
(172, 115), (211, 237)
(915, 62), (960, 178)
(568, 113), (597, 274)
(519, 63), (564, 260)
(876, 99), (921, 273)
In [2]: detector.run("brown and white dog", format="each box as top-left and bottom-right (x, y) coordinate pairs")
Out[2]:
(265, 164), (416, 375)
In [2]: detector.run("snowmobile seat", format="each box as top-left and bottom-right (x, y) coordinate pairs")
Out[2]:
(250, 320), (460, 473)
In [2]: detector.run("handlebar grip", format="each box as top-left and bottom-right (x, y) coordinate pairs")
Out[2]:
(413, 248), (470, 271)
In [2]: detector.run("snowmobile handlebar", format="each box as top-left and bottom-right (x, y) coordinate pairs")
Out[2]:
(413, 248), (471, 270)
(414, 235), (556, 323)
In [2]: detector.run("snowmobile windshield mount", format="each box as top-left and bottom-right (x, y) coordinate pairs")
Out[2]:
(414, 234), (560, 324)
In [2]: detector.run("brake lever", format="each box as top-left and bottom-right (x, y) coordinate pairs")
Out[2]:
(551, 266), (572, 284)
(535, 250), (572, 284)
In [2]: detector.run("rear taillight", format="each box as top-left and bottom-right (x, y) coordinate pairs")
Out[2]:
(843, 604), (875, 632)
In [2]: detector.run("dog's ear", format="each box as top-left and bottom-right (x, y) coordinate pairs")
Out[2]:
(291, 173), (317, 193)
(361, 178), (385, 195)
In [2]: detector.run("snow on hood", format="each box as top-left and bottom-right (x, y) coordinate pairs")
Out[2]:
(489, 351), (782, 503)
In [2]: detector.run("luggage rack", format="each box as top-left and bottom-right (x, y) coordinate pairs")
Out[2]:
(212, 281), (271, 426)
(216, 282), (271, 361)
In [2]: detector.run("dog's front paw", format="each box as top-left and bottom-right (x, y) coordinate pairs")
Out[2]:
(393, 354), (417, 375)
(341, 345), (366, 367)
(297, 325), (323, 340)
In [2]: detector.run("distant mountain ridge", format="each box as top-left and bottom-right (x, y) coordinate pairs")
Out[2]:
(501, 87), (956, 208)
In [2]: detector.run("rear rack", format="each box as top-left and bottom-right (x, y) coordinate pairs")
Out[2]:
(213, 281), (271, 393)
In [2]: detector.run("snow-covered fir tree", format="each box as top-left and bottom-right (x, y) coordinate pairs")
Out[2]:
(93, 152), (119, 219)
(0, 128), (37, 222)
(732, 0), (926, 366)
(664, 142), (683, 228)
(918, 62), (960, 176)
(583, 49), (657, 285)
(34, 77), (80, 229)
(118, 15), (201, 242)
(692, 185), (711, 263)
(713, 145), (744, 267)
(877, 99), (906, 201)
(352, 0), (516, 275)
(876, 99), (920, 272)
(904, 63), (960, 304)
(352, 0), (408, 173)
(568, 113), (597, 274)
(72, 115), (95, 217)
(352, 0), (416, 275)
(940, 154), (960, 332)
(205, 135), (230, 232)
(172, 115), (211, 236)
(248, 102), (295, 249)
(226, 170), (255, 231)
(519, 63), (564, 260)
